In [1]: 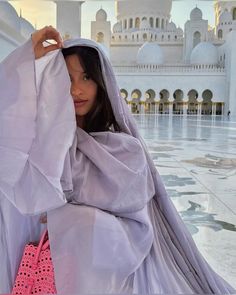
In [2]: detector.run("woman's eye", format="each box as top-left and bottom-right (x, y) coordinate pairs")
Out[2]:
(83, 74), (90, 81)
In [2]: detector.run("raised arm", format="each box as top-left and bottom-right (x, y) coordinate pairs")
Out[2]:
(0, 27), (76, 215)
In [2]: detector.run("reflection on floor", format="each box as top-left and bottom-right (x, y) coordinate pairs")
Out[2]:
(134, 115), (236, 288)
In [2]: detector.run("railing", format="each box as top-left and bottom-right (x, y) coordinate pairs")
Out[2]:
(113, 63), (225, 73)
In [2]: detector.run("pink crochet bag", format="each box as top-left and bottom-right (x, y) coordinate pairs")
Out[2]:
(12, 230), (57, 294)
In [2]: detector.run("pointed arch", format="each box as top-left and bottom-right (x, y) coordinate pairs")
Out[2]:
(193, 31), (201, 48)
(135, 17), (140, 28)
(218, 29), (223, 39)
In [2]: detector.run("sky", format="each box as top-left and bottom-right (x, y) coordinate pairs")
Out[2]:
(9, 0), (216, 38)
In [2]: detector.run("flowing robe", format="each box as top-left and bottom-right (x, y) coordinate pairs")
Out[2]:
(0, 39), (235, 294)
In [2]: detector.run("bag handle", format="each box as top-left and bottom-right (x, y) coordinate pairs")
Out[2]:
(32, 230), (49, 269)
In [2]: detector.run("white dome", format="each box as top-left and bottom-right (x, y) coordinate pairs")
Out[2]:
(137, 42), (164, 65)
(190, 42), (218, 65)
(166, 21), (177, 32)
(140, 18), (150, 30)
(20, 17), (35, 39)
(190, 7), (203, 21)
(113, 22), (122, 33)
(219, 11), (232, 23)
(0, 2), (20, 31)
(96, 8), (107, 21)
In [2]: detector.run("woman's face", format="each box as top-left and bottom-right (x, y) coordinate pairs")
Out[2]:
(65, 54), (98, 123)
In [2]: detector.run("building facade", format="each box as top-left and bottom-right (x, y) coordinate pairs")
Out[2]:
(91, 0), (236, 116)
(0, 2), (35, 60)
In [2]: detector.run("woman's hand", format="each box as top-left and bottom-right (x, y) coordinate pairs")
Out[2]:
(40, 213), (47, 224)
(31, 26), (63, 59)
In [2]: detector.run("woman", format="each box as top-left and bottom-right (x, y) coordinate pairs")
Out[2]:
(0, 26), (235, 294)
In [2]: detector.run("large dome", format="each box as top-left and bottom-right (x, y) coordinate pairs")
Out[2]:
(137, 42), (164, 65)
(116, 0), (172, 19)
(0, 2), (20, 31)
(190, 42), (218, 65)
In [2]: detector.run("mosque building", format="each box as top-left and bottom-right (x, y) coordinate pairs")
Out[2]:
(0, 2), (35, 60)
(1, 0), (236, 116)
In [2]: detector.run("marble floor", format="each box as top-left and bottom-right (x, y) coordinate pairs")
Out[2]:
(134, 114), (236, 289)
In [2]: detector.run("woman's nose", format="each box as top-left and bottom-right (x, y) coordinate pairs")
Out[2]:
(71, 83), (83, 98)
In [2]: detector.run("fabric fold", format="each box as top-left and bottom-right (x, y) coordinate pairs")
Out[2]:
(0, 38), (76, 215)
(68, 128), (155, 213)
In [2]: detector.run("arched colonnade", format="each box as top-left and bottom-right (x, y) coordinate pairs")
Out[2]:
(120, 88), (224, 115)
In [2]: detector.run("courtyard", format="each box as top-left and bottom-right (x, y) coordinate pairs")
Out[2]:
(135, 114), (236, 288)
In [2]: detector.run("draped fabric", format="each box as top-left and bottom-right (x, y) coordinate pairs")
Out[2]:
(0, 39), (75, 291)
(0, 38), (235, 294)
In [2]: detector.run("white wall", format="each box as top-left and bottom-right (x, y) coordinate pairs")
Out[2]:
(224, 30), (236, 116)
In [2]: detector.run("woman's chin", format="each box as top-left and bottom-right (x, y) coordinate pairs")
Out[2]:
(75, 109), (88, 117)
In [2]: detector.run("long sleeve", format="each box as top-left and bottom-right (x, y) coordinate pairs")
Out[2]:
(0, 39), (76, 215)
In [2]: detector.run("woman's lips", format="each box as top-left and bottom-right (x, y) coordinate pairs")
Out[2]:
(74, 100), (88, 107)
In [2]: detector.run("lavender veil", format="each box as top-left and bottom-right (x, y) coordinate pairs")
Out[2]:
(0, 38), (235, 294)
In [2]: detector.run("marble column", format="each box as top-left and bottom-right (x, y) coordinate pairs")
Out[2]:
(197, 98), (203, 116)
(212, 102), (217, 116)
(140, 102), (145, 114)
(54, 1), (84, 39)
(154, 102), (159, 114)
(183, 102), (188, 115)
(197, 102), (202, 115)
(168, 102), (173, 115)
(221, 103), (224, 116)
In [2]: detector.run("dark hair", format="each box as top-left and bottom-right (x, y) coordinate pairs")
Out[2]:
(62, 46), (121, 133)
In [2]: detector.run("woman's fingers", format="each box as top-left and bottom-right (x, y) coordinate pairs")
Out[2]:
(44, 26), (63, 47)
(44, 44), (61, 54)
(32, 26), (63, 59)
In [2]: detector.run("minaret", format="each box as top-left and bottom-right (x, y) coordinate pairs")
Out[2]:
(91, 8), (111, 49)
(184, 7), (208, 63)
(54, 1), (84, 39)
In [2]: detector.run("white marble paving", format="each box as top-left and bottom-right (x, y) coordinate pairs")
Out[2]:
(134, 114), (236, 288)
